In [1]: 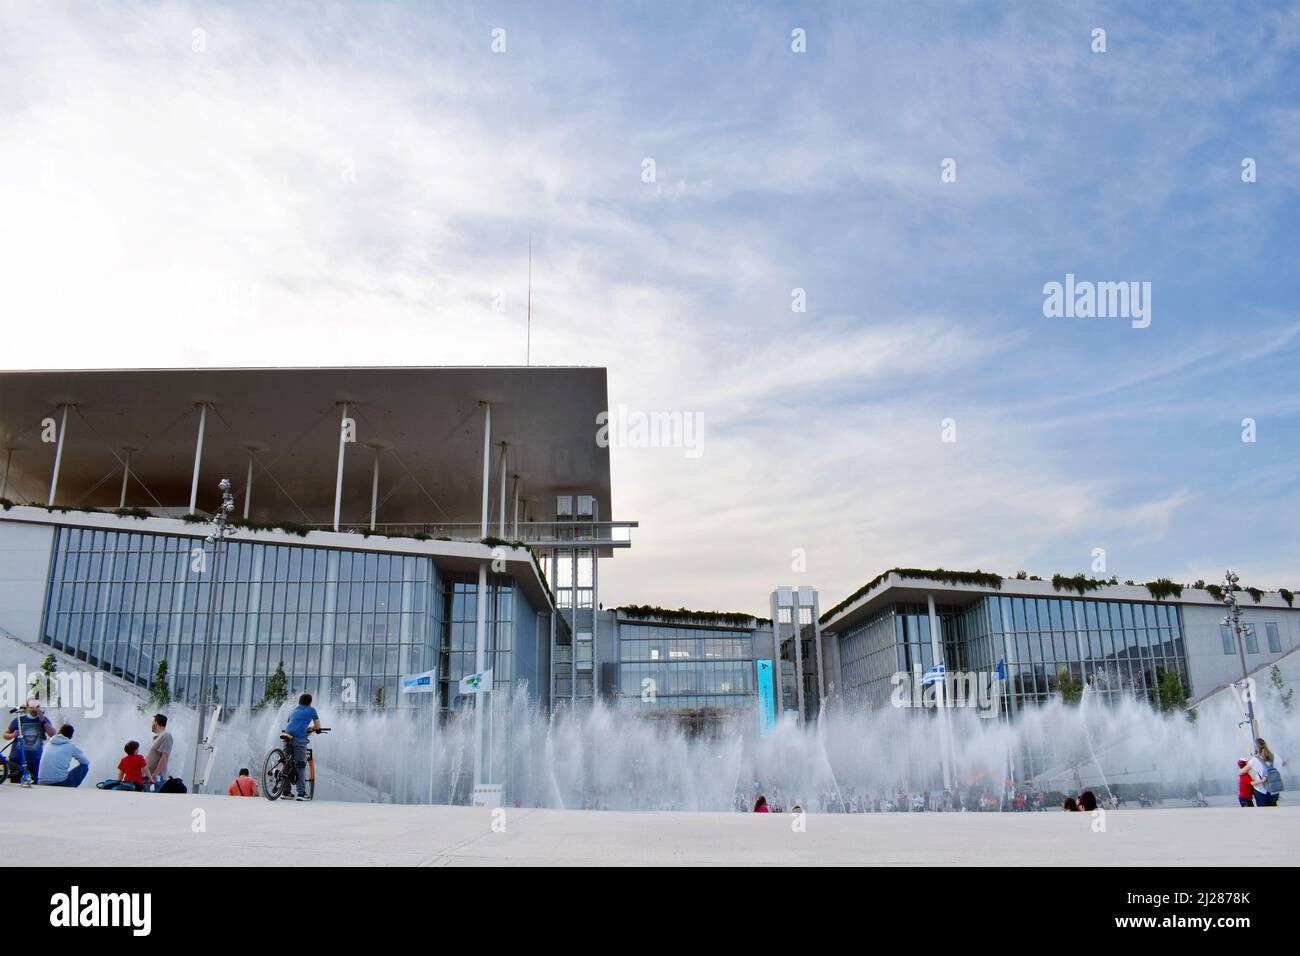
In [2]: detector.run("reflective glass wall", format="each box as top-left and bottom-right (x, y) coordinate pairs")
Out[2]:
(616, 620), (755, 733)
(41, 526), (468, 713)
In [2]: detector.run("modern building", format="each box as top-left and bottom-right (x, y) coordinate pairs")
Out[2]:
(3, 366), (1296, 794)
(0, 367), (636, 768)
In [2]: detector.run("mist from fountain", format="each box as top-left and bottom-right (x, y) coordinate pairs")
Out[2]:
(37, 679), (1297, 811)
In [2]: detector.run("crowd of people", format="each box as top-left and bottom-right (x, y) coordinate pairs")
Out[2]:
(4, 693), (323, 800)
(3, 701), (176, 791)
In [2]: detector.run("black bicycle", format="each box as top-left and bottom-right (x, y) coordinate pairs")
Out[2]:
(262, 727), (329, 801)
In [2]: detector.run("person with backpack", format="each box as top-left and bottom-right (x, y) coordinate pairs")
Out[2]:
(3, 699), (57, 783)
(1246, 738), (1285, 807)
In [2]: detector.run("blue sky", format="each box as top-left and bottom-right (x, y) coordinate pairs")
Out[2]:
(0, 0), (1296, 613)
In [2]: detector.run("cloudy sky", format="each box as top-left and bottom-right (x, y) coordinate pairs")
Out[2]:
(1, 1), (1297, 615)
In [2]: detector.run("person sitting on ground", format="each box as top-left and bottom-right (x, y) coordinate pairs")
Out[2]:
(114, 740), (149, 792)
(1078, 790), (1098, 812)
(228, 768), (259, 797)
(753, 794), (769, 813)
(38, 724), (90, 788)
(1062, 797), (1079, 812)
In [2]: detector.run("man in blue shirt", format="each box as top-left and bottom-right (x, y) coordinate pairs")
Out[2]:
(282, 693), (320, 800)
(4, 700), (57, 784)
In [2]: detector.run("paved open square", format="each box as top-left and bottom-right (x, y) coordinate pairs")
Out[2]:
(3, 787), (1296, 867)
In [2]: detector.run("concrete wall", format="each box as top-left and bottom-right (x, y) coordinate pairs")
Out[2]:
(1182, 601), (1300, 698)
(0, 518), (54, 643)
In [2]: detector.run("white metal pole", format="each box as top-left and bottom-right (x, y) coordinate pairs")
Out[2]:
(497, 443), (507, 536)
(47, 404), (69, 506)
(369, 449), (380, 531)
(333, 403), (349, 531)
(118, 451), (131, 508)
(474, 403), (491, 789)
(188, 404), (207, 514)
(243, 452), (254, 521)
(1, 448), (11, 499)
(928, 593), (954, 793)
(512, 476), (520, 540)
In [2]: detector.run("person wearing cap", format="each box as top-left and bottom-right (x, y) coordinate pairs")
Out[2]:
(1237, 759), (1255, 807)
(3, 699), (57, 783)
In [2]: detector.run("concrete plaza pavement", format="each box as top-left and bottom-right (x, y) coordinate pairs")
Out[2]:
(2, 786), (1295, 866)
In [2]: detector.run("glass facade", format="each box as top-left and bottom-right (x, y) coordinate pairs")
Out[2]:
(39, 525), (536, 716)
(616, 620), (755, 733)
(838, 594), (1189, 715)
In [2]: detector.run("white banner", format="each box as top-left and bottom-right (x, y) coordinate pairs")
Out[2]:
(400, 669), (437, 694)
(458, 669), (493, 695)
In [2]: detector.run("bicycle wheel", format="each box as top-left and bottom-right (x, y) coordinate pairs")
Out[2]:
(262, 748), (288, 801)
(0, 755), (7, 785)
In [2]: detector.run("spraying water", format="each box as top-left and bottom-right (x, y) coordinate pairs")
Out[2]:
(32, 681), (1297, 810)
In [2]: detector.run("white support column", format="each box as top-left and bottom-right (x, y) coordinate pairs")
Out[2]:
(243, 452), (254, 521)
(118, 451), (131, 508)
(511, 476), (520, 540)
(332, 402), (349, 532)
(47, 404), (70, 506)
(474, 403), (491, 788)
(369, 449), (380, 531)
(497, 442), (507, 537)
(188, 403), (207, 514)
(927, 593), (954, 792)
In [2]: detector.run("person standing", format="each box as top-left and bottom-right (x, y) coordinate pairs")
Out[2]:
(1236, 759), (1254, 807)
(3, 699), (56, 783)
(38, 724), (90, 787)
(282, 693), (320, 801)
(1247, 738), (1285, 807)
(144, 714), (173, 791)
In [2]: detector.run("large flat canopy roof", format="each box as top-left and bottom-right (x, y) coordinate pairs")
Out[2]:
(0, 366), (612, 529)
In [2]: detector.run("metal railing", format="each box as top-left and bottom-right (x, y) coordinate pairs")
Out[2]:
(306, 519), (636, 547)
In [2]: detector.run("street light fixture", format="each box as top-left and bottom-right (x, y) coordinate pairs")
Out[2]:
(1221, 568), (1260, 744)
(189, 478), (237, 793)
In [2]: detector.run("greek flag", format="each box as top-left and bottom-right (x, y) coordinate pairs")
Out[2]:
(921, 662), (946, 687)
(400, 669), (437, 694)
(458, 668), (493, 695)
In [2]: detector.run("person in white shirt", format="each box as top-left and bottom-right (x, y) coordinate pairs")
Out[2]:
(1246, 737), (1285, 807)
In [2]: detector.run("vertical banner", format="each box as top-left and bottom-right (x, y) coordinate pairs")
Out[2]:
(756, 659), (776, 735)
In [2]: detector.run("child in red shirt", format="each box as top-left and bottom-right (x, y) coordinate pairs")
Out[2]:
(116, 740), (149, 792)
(1237, 759), (1254, 807)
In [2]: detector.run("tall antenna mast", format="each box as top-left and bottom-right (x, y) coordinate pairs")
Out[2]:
(526, 233), (532, 366)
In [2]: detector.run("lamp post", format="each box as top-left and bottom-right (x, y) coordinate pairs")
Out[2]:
(190, 478), (236, 793)
(1222, 569), (1260, 744)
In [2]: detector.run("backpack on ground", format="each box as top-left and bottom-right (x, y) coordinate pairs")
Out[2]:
(159, 776), (187, 794)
